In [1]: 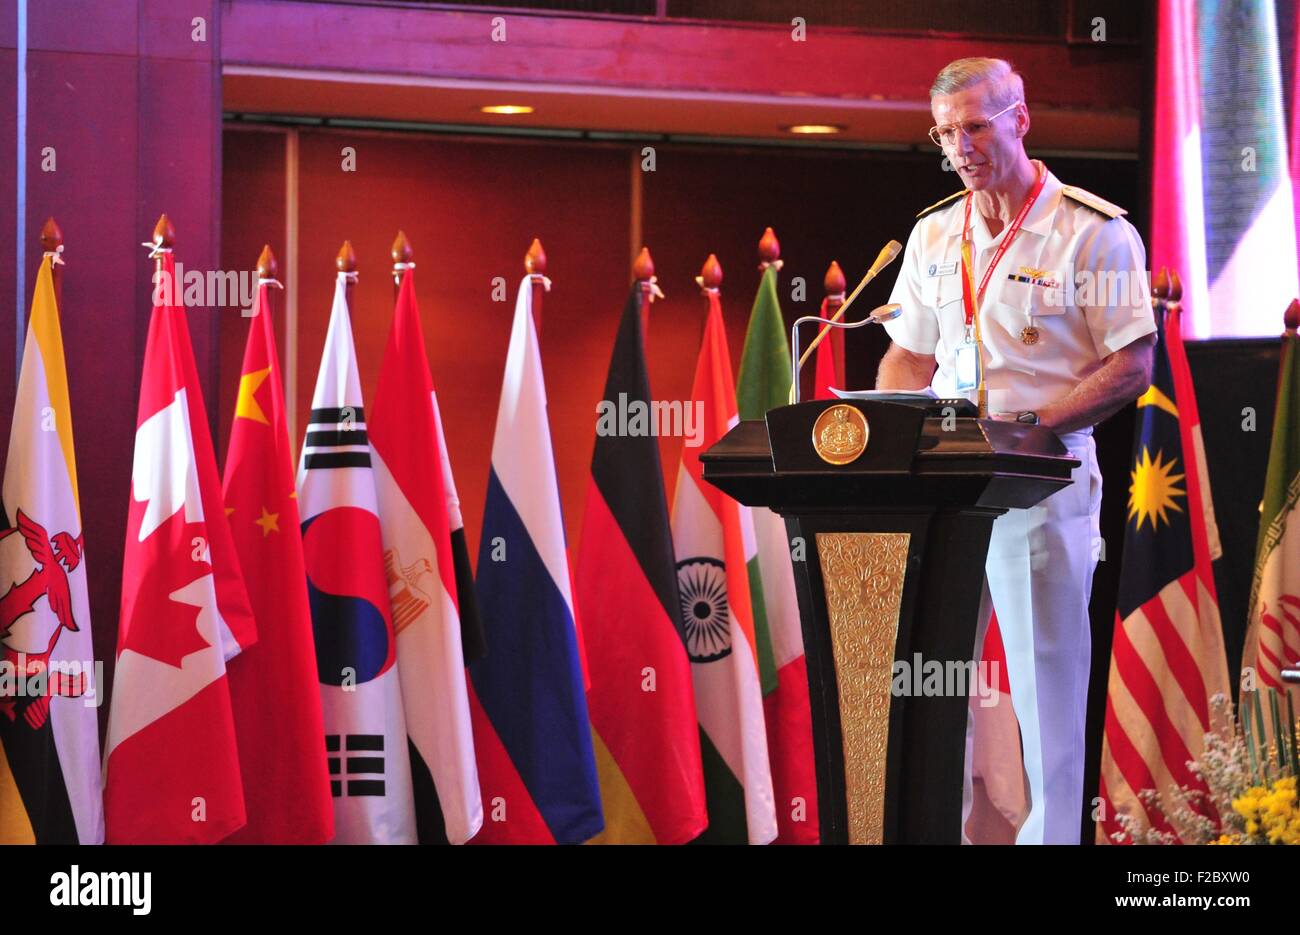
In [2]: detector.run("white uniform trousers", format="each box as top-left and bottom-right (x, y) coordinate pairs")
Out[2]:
(962, 430), (1103, 844)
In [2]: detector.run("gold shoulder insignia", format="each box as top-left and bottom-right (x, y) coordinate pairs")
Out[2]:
(1061, 185), (1127, 219)
(915, 190), (967, 219)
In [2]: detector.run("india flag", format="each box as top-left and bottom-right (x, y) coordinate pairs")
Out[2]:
(671, 281), (776, 844)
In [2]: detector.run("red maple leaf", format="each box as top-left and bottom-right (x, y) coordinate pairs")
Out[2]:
(120, 505), (215, 668)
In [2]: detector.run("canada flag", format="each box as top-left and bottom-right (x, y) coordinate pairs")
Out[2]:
(102, 248), (256, 844)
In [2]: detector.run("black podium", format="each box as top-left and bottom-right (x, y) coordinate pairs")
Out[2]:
(700, 399), (1077, 844)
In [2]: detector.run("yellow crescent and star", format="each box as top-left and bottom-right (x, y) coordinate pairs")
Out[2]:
(229, 364), (282, 537)
(1127, 384), (1186, 533)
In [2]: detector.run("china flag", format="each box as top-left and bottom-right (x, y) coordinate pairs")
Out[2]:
(222, 253), (334, 843)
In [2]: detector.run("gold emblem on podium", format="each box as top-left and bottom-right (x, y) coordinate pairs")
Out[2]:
(812, 404), (869, 465)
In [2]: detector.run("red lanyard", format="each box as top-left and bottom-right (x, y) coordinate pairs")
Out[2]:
(960, 166), (1047, 327)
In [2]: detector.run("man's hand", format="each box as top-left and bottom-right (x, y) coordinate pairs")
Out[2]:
(876, 343), (936, 391)
(1037, 332), (1156, 434)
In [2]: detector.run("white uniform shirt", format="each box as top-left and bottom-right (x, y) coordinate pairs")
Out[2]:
(884, 164), (1156, 418)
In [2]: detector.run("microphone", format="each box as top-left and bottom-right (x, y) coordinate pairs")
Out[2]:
(789, 240), (904, 403)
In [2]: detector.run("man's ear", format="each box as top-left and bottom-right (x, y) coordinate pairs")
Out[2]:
(1016, 104), (1031, 140)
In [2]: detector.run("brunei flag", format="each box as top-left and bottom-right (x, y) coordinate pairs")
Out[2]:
(672, 284), (776, 844)
(469, 274), (603, 844)
(577, 283), (706, 844)
(104, 247), (256, 844)
(1242, 301), (1300, 710)
(298, 271), (415, 844)
(370, 267), (482, 845)
(736, 260), (819, 843)
(222, 266), (334, 844)
(1097, 288), (1230, 843)
(0, 252), (102, 844)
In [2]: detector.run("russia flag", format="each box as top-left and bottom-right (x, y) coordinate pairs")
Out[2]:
(468, 273), (603, 844)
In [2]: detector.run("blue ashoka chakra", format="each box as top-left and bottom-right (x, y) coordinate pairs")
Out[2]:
(675, 556), (731, 663)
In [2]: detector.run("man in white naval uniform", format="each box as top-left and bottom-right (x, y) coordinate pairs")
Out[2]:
(876, 57), (1157, 844)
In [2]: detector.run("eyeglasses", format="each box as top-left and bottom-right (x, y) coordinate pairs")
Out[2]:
(928, 101), (1022, 148)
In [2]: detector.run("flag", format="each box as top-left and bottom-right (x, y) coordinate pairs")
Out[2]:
(963, 615), (1028, 844)
(0, 253), (102, 844)
(1097, 293), (1230, 843)
(469, 274), (603, 844)
(811, 297), (841, 401)
(222, 273), (334, 844)
(577, 283), (706, 844)
(1156, 0), (1298, 336)
(298, 272), (415, 844)
(672, 285), (777, 844)
(370, 268), (481, 844)
(736, 262), (819, 843)
(1242, 302), (1300, 708)
(104, 248), (256, 844)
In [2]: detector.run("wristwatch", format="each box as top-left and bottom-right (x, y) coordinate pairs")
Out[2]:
(1016, 411), (1040, 425)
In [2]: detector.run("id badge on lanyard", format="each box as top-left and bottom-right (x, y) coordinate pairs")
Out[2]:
(954, 239), (981, 392)
(954, 327), (980, 392)
(955, 166), (1046, 395)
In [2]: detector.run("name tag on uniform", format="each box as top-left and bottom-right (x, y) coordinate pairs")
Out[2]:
(926, 261), (958, 278)
(954, 339), (980, 392)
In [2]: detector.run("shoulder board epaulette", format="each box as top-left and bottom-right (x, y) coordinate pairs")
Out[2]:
(1061, 185), (1126, 219)
(916, 190), (966, 219)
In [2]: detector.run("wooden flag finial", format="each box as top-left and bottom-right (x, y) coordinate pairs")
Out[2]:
(1285, 299), (1300, 333)
(1152, 266), (1170, 303)
(699, 253), (722, 290)
(526, 238), (547, 275)
(256, 244), (277, 280)
(824, 260), (846, 297)
(40, 217), (63, 253)
(336, 240), (357, 274)
(633, 246), (655, 281)
(758, 227), (780, 264)
(391, 229), (413, 266)
(151, 213), (175, 250)
(1168, 269), (1184, 304)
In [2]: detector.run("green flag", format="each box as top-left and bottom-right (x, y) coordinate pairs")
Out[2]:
(1243, 304), (1300, 707)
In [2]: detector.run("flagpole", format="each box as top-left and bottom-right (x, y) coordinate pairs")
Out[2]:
(40, 217), (63, 315)
(698, 252), (722, 298)
(526, 238), (547, 336)
(256, 243), (278, 337)
(391, 229), (412, 298)
(147, 214), (175, 304)
(336, 238), (357, 313)
(633, 246), (661, 340)
(1151, 265), (1170, 327)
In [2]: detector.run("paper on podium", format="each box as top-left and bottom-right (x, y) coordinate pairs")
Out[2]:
(829, 387), (938, 401)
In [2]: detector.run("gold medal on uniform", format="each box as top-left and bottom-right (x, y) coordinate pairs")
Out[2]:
(1020, 325), (1040, 345)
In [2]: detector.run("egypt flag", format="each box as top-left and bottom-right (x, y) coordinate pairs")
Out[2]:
(104, 249), (257, 844)
(736, 262), (819, 843)
(1096, 294), (1230, 843)
(1242, 302), (1300, 709)
(370, 268), (481, 845)
(469, 275), (602, 845)
(1155, 0), (1299, 336)
(299, 272), (415, 844)
(222, 273), (334, 844)
(672, 286), (776, 844)
(577, 284), (706, 844)
(0, 253), (102, 844)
